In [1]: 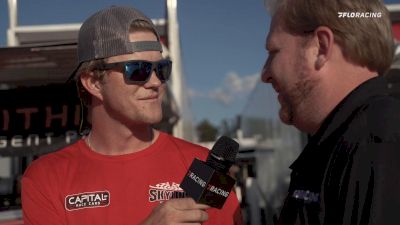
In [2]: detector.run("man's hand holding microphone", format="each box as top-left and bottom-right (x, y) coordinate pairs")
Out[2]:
(141, 136), (239, 224)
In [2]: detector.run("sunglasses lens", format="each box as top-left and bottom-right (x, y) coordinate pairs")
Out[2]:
(125, 62), (152, 82)
(122, 60), (171, 83)
(157, 60), (172, 82)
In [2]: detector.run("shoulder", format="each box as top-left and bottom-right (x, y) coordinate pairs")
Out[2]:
(364, 95), (400, 117)
(361, 95), (400, 137)
(160, 132), (209, 161)
(23, 140), (83, 180)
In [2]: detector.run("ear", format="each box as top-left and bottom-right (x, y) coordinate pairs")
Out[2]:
(313, 26), (334, 70)
(79, 71), (104, 102)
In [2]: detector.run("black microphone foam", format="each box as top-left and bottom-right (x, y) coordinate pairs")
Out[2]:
(206, 136), (239, 173)
(180, 136), (240, 209)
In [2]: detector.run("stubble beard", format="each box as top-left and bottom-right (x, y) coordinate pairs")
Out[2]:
(279, 71), (317, 127)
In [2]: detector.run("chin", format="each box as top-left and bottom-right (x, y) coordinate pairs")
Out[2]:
(279, 108), (293, 126)
(145, 112), (163, 125)
(279, 114), (291, 125)
(151, 116), (163, 125)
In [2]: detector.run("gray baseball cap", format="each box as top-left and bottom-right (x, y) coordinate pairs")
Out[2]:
(68, 5), (163, 81)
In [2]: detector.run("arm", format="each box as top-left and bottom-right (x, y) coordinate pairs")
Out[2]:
(341, 98), (400, 225)
(22, 174), (66, 225)
(364, 141), (400, 225)
(362, 101), (400, 225)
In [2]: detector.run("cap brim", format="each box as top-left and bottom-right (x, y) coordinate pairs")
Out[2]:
(66, 62), (83, 83)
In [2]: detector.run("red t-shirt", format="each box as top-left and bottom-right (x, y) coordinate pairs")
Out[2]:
(22, 132), (242, 225)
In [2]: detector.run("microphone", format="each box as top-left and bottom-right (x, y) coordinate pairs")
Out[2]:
(180, 136), (239, 209)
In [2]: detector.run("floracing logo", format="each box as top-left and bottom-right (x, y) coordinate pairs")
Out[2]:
(65, 191), (110, 211)
(148, 182), (186, 203)
(338, 12), (382, 18)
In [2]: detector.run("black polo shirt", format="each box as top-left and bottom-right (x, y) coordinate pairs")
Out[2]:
(277, 76), (400, 225)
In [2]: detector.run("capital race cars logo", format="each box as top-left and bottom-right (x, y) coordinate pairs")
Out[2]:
(65, 190), (110, 211)
(148, 182), (186, 203)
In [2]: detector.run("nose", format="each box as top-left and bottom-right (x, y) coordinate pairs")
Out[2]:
(261, 59), (272, 83)
(144, 70), (162, 88)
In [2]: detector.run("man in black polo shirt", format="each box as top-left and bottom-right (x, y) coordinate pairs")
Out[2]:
(261, 0), (400, 224)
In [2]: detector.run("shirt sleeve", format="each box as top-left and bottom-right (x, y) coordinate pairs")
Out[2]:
(363, 100), (400, 225)
(365, 141), (400, 225)
(22, 168), (66, 225)
(343, 101), (400, 225)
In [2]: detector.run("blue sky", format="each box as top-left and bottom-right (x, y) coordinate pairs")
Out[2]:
(0, 0), (399, 127)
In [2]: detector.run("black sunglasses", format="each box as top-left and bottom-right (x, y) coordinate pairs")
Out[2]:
(98, 59), (172, 84)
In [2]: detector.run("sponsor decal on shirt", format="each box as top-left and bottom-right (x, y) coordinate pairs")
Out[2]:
(148, 182), (186, 203)
(65, 190), (110, 211)
(291, 189), (320, 203)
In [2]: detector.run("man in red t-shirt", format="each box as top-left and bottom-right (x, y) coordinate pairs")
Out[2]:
(22, 6), (242, 225)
